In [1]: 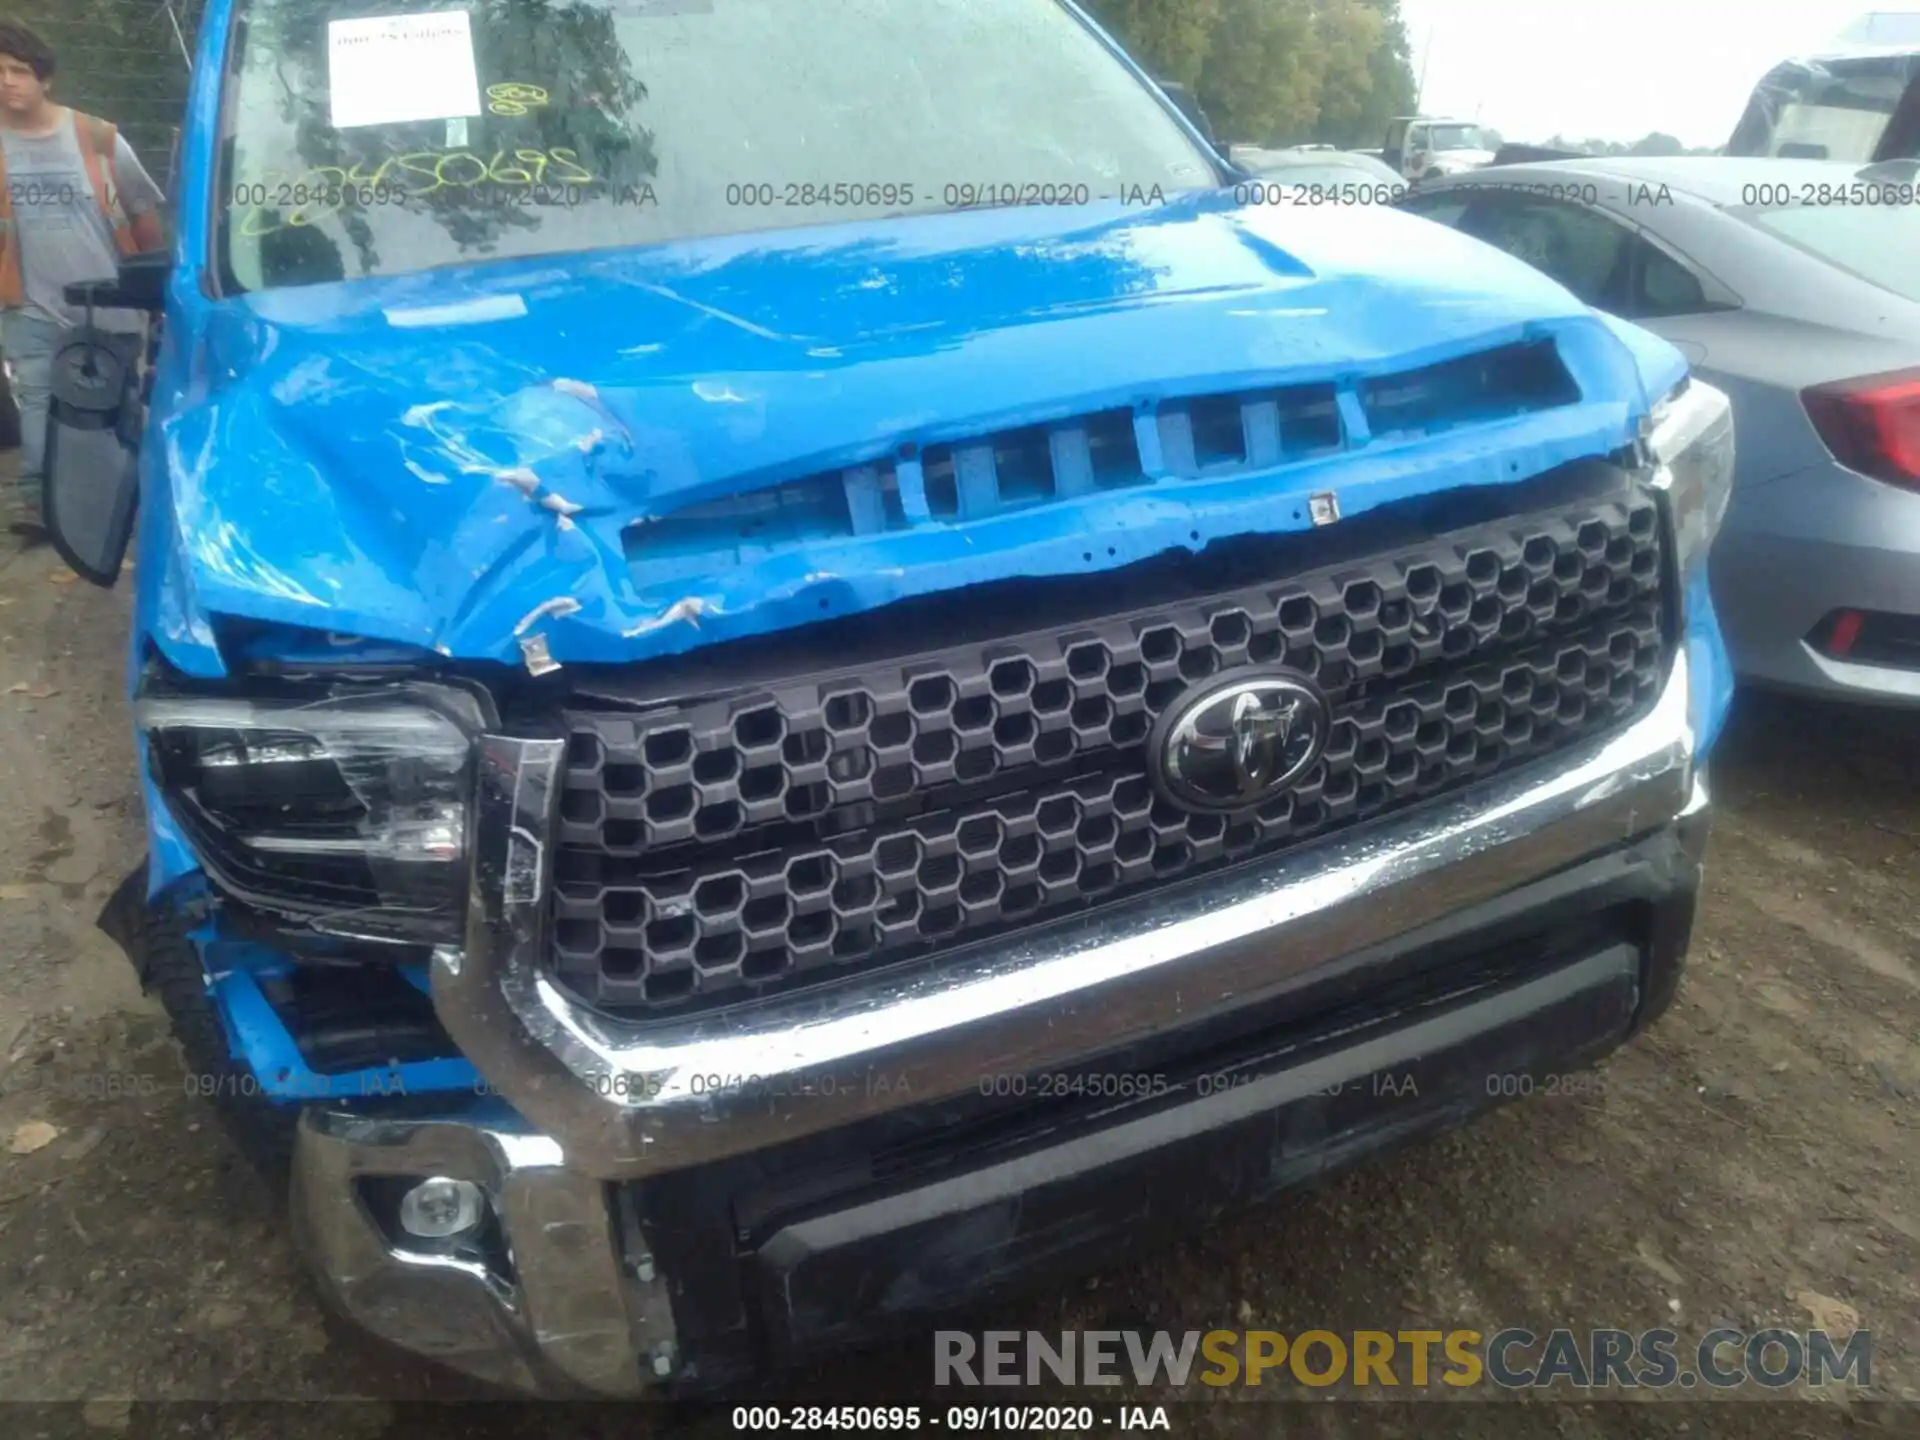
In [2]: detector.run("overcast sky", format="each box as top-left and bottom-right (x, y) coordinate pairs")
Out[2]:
(1396, 0), (1879, 148)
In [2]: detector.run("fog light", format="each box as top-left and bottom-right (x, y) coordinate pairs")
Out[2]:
(398, 1177), (486, 1239)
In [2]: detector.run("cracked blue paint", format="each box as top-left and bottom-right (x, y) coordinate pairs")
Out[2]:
(137, 198), (1681, 679)
(199, 943), (479, 1102)
(135, 0), (1701, 887)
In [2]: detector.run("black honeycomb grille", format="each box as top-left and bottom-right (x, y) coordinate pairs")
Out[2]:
(551, 487), (1667, 1012)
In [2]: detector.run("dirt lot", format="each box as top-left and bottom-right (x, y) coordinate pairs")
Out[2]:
(0, 518), (1915, 1440)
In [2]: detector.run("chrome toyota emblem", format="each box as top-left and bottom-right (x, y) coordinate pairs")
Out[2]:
(1148, 670), (1330, 813)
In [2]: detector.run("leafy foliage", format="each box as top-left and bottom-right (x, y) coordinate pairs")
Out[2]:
(1085, 0), (1418, 147)
(1542, 132), (1722, 157)
(9, 0), (204, 166)
(1082, 0), (1223, 89)
(19, 0), (1426, 169)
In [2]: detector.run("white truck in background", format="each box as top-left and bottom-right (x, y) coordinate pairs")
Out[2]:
(1382, 115), (1498, 182)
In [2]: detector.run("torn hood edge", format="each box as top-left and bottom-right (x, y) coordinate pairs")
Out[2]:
(138, 204), (1688, 683)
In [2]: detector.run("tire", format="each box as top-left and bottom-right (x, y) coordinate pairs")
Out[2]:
(109, 886), (299, 1187)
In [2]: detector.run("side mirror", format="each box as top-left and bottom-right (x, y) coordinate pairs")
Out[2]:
(42, 252), (166, 584)
(42, 327), (142, 585)
(1158, 81), (1219, 150)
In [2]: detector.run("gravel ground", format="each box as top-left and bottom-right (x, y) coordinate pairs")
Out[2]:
(0, 516), (1915, 1440)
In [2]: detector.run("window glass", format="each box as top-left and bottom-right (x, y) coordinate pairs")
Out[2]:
(1742, 203), (1920, 301)
(1396, 193), (1470, 227)
(1732, 57), (1912, 161)
(221, 0), (1218, 292)
(1635, 241), (1709, 317)
(1770, 100), (1898, 160)
(1423, 123), (1488, 152)
(1460, 197), (1631, 308)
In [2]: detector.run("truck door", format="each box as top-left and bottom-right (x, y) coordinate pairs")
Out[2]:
(1403, 123), (1430, 178)
(1382, 119), (1408, 174)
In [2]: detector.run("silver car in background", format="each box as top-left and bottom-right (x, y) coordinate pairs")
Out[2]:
(1231, 145), (1406, 190)
(1400, 158), (1920, 705)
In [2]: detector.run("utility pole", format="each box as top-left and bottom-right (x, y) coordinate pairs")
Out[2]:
(1415, 20), (1435, 112)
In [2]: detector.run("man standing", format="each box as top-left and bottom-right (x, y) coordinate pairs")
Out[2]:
(0, 19), (164, 541)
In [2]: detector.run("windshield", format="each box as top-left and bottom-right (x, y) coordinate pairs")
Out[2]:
(1424, 124), (1487, 152)
(1726, 56), (1915, 159)
(219, 0), (1218, 293)
(1743, 202), (1920, 301)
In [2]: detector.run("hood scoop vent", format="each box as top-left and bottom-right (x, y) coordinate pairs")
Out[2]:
(624, 339), (1578, 589)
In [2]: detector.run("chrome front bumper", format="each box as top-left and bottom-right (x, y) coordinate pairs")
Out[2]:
(294, 646), (1707, 1395)
(291, 1105), (671, 1395)
(430, 648), (1705, 1181)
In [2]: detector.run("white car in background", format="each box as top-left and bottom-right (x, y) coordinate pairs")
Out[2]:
(1401, 156), (1920, 705)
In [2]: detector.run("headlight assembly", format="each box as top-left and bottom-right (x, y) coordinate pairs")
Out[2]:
(135, 685), (486, 946)
(1646, 377), (1735, 576)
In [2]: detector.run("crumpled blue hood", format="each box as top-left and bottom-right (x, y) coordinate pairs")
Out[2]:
(148, 191), (1683, 674)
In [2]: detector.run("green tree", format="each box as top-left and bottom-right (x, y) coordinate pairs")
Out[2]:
(1322, 0), (1416, 148)
(1082, 0), (1223, 88)
(1089, 0), (1417, 149)
(1545, 132), (1715, 156)
(13, 0), (202, 164)
(1304, 0), (1391, 147)
(1197, 0), (1320, 144)
(1628, 131), (1686, 156)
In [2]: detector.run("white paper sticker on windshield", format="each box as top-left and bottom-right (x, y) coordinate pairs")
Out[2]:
(328, 12), (481, 130)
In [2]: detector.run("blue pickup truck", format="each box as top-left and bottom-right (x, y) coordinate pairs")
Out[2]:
(45, 0), (1733, 1395)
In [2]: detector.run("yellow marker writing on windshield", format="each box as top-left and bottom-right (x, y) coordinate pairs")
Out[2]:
(229, 147), (600, 237)
(487, 83), (550, 117)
